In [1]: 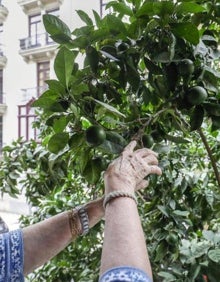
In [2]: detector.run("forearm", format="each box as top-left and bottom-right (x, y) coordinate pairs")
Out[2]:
(100, 197), (152, 279)
(23, 197), (104, 275)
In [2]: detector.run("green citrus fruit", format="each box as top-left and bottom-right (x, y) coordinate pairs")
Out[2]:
(85, 125), (106, 146)
(142, 134), (154, 148)
(178, 59), (194, 76)
(166, 233), (178, 245)
(187, 86), (208, 105)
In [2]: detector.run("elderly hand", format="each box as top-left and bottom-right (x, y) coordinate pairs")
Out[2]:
(104, 140), (162, 194)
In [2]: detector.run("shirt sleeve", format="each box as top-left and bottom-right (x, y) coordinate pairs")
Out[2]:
(0, 229), (24, 282)
(99, 266), (152, 282)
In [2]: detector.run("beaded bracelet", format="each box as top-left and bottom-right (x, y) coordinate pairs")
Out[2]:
(68, 206), (89, 239)
(75, 205), (90, 236)
(103, 191), (138, 208)
(68, 209), (81, 239)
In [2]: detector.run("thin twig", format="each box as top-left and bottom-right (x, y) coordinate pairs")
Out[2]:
(197, 128), (220, 188)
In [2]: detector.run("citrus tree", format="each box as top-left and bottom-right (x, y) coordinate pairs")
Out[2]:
(1, 0), (220, 281)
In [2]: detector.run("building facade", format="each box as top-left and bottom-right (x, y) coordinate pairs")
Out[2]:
(0, 0), (108, 229)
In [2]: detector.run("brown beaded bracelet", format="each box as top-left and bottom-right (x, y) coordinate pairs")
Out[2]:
(68, 209), (81, 239)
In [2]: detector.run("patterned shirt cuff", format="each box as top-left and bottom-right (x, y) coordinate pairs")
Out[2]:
(0, 229), (24, 282)
(99, 266), (152, 282)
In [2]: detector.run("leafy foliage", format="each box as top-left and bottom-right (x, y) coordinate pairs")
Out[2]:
(0, 0), (220, 281)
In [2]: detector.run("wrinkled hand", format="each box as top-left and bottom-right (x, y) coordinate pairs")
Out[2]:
(104, 140), (162, 194)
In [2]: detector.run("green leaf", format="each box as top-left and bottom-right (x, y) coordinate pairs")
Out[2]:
(203, 230), (215, 242)
(92, 9), (102, 28)
(76, 10), (93, 26)
(173, 210), (189, 217)
(158, 271), (177, 281)
(211, 116), (220, 131)
(204, 103), (220, 117)
(190, 106), (204, 131)
(176, 2), (206, 14)
(71, 36), (89, 49)
(208, 249), (220, 263)
(157, 205), (170, 217)
(48, 133), (69, 154)
(92, 98), (126, 118)
(68, 133), (84, 149)
(165, 134), (189, 144)
(144, 57), (162, 74)
(43, 14), (72, 44)
(45, 80), (66, 95)
(31, 90), (59, 108)
(54, 47), (77, 87)
(106, 1), (133, 16)
(83, 158), (102, 184)
(53, 116), (68, 133)
(71, 82), (89, 96)
(171, 23), (200, 45)
(137, 1), (175, 17)
(155, 241), (167, 262)
(77, 148), (91, 174)
(105, 14), (127, 35)
(85, 46), (99, 73)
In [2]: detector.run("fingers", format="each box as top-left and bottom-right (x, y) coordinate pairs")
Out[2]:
(135, 148), (158, 158)
(122, 140), (137, 155)
(149, 165), (162, 176)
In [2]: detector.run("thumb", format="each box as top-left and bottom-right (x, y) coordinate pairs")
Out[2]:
(135, 179), (149, 191)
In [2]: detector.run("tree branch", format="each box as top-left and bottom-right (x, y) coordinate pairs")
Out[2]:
(197, 128), (220, 188)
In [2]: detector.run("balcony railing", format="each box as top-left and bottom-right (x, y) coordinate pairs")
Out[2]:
(20, 86), (47, 103)
(19, 33), (58, 62)
(20, 33), (55, 51)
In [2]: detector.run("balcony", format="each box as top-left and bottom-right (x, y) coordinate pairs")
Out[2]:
(0, 3), (8, 23)
(17, 0), (63, 14)
(20, 86), (47, 103)
(0, 45), (7, 68)
(0, 93), (7, 114)
(19, 33), (58, 62)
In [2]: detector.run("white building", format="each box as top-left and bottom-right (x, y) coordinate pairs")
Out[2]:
(0, 0), (108, 230)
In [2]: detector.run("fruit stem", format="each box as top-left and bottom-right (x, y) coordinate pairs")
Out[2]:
(197, 128), (220, 188)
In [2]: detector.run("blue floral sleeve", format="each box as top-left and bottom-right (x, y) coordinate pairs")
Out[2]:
(0, 229), (24, 282)
(99, 266), (152, 282)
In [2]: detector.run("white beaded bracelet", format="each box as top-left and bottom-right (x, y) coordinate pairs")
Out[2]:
(103, 191), (138, 208)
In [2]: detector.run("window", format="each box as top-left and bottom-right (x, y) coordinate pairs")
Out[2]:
(29, 14), (44, 47)
(18, 99), (38, 141)
(18, 62), (50, 141)
(37, 61), (50, 96)
(28, 9), (59, 47)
